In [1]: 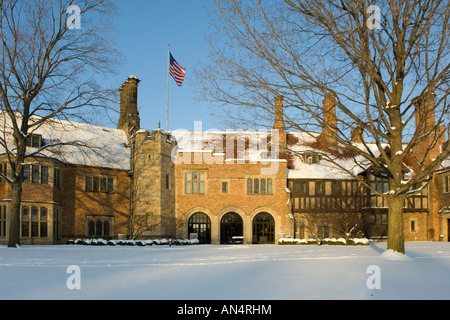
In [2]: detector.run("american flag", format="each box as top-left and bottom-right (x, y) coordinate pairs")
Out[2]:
(169, 53), (186, 86)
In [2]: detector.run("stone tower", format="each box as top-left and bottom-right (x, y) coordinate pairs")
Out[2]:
(118, 76), (141, 140)
(130, 129), (177, 239)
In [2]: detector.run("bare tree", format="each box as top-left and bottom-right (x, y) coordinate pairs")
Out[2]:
(197, 0), (450, 254)
(128, 212), (159, 240)
(0, 0), (119, 247)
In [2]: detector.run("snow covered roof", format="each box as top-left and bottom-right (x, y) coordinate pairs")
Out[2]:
(170, 129), (283, 162)
(285, 132), (380, 180)
(0, 114), (130, 170)
(169, 129), (377, 179)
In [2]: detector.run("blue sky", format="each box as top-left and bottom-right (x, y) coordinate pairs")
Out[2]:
(106, 0), (218, 131)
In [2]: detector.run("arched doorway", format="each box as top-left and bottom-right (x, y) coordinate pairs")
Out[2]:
(188, 212), (211, 244)
(220, 212), (243, 244)
(253, 212), (275, 244)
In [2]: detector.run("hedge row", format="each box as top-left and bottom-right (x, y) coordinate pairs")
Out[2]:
(67, 238), (200, 246)
(278, 237), (369, 246)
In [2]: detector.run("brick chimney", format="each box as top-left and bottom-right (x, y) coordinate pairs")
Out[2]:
(273, 95), (286, 150)
(413, 92), (435, 135)
(412, 91), (441, 165)
(351, 126), (364, 144)
(118, 75), (141, 140)
(321, 92), (338, 147)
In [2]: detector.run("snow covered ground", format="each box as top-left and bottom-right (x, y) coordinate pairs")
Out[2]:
(1, 241), (449, 300)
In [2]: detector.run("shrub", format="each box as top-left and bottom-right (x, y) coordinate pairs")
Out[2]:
(278, 237), (369, 246)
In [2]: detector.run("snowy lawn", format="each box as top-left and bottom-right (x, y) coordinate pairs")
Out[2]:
(1, 241), (449, 300)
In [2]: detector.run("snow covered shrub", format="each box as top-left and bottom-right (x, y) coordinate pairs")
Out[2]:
(278, 237), (369, 245)
(107, 240), (118, 246)
(67, 238), (200, 246)
(346, 238), (370, 245)
(321, 238), (347, 245)
(278, 238), (316, 245)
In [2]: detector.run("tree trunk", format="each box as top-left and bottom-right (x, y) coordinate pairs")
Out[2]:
(8, 140), (25, 248)
(8, 179), (22, 247)
(387, 194), (406, 254)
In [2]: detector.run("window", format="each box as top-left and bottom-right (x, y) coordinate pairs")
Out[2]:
(369, 180), (389, 195)
(0, 163), (7, 181)
(221, 181), (228, 193)
(296, 225), (305, 239)
(53, 207), (60, 240)
(32, 165), (40, 183)
(85, 175), (115, 193)
(23, 165), (30, 183)
(100, 177), (107, 192)
(26, 134), (42, 148)
(87, 216), (113, 237)
(369, 212), (388, 238)
(305, 152), (319, 164)
(21, 206), (48, 238)
(188, 212), (211, 244)
(40, 208), (48, 237)
(410, 219), (417, 233)
(267, 179), (273, 194)
(85, 176), (93, 191)
(294, 181), (308, 195)
(260, 179), (266, 194)
(316, 181), (325, 195)
(31, 207), (39, 237)
(444, 175), (449, 193)
(318, 226), (330, 239)
(247, 178), (274, 195)
(254, 178), (259, 194)
(41, 166), (48, 184)
(185, 171), (205, 194)
(54, 168), (61, 188)
(22, 165), (49, 184)
(107, 178), (114, 193)
(0, 205), (6, 237)
(166, 174), (170, 190)
(93, 177), (99, 191)
(331, 181), (341, 195)
(21, 207), (30, 237)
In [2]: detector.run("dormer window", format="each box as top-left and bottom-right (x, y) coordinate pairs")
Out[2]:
(26, 134), (42, 148)
(305, 152), (319, 164)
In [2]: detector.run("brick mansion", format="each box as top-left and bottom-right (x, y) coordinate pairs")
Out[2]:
(1, 76), (449, 245)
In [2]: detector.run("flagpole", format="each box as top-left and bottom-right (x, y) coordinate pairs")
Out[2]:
(166, 44), (170, 132)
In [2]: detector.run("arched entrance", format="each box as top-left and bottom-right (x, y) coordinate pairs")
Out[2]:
(253, 212), (275, 244)
(188, 212), (211, 244)
(220, 212), (243, 244)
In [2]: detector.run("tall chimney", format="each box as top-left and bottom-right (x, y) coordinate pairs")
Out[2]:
(412, 91), (439, 165)
(321, 92), (338, 147)
(413, 91), (435, 136)
(273, 95), (286, 150)
(118, 76), (141, 140)
(351, 126), (364, 144)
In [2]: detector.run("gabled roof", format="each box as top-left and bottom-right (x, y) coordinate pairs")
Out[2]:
(0, 114), (130, 170)
(285, 132), (380, 180)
